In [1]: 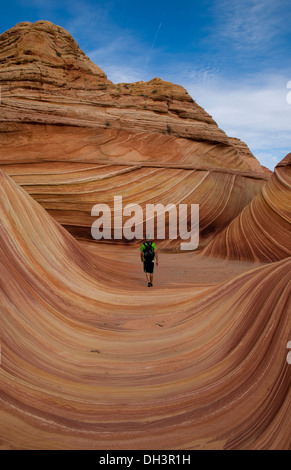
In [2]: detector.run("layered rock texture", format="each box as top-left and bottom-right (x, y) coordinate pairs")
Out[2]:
(202, 154), (291, 261)
(0, 20), (271, 248)
(0, 170), (290, 450)
(0, 21), (290, 450)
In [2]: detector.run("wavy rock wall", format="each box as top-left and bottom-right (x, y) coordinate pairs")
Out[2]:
(0, 169), (290, 450)
(202, 154), (291, 261)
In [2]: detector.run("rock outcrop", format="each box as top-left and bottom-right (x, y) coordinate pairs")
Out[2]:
(1, 21), (289, 450)
(0, 169), (290, 450)
(0, 21), (271, 248)
(202, 154), (291, 262)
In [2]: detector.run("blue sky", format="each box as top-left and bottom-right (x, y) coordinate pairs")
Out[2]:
(1, 0), (291, 170)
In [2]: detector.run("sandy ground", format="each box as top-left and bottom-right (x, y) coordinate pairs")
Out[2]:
(81, 241), (266, 291)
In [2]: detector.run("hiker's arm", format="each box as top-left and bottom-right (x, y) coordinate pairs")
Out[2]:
(155, 251), (159, 265)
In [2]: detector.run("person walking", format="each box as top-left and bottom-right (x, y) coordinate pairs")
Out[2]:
(140, 235), (158, 287)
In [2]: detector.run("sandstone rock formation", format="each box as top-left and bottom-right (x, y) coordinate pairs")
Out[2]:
(0, 169), (290, 450)
(0, 20), (290, 451)
(202, 154), (291, 262)
(0, 20), (271, 248)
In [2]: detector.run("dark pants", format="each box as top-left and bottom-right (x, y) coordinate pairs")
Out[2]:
(143, 260), (154, 274)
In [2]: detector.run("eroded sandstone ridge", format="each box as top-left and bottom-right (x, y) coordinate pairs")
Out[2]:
(0, 21), (271, 248)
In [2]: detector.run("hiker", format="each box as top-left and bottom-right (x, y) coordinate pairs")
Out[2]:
(140, 236), (158, 287)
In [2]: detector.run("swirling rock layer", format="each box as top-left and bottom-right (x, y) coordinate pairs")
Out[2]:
(202, 154), (291, 261)
(0, 159), (267, 249)
(0, 21), (271, 248)
(0, 170), (290, 450)
(0, 21), (290, 450)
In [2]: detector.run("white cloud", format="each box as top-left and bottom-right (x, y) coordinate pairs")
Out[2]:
(101, 64), (145, 84)
(184, 74), (291, 169)
(252, 149), (289, 170)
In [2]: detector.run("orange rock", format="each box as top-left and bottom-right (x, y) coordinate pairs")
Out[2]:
(0, 169), (290, 450)
(0, 21), (271, 248)
(202, 154), (291, 262)
(1, 23), (289, 449)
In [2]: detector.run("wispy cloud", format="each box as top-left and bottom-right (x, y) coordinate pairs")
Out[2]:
(59, 1), (155, 83)
(163, 0), (291, 170)
(61, 0), (115, 46)
(212, 0), (289, 51)
(87, 35), (152, 84)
